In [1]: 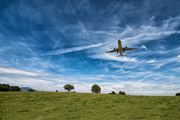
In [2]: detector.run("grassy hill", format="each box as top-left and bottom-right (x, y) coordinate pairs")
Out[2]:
(0, 92), (180, 120)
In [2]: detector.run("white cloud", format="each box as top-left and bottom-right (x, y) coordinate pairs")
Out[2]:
(0, 47), (11, 53)
(0, 67), (49, 76)
(142, 45), (148, 50)
(146, 59), (156, 63)
(0, 67), (179, 95)
(178, 55), (180, 57)
(90, 16), (180, 63)
(97, 81), (179, 96)
(89, 53), (137, 62)
(0, 76), (56, 91)
(93, 31), (117, 36)
(105, 67), (109, 72)
(146, 56), (180, 69)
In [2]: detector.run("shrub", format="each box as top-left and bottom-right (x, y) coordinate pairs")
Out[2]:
(111, 91), (116, 94)
(119, 91), (126, 95)
(56, 90), (58, 92)
(9, 86), (21, 91)
(28, 89), (35, 92)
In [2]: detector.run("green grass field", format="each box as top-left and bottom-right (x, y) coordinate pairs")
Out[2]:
(0, 92), (180, 120)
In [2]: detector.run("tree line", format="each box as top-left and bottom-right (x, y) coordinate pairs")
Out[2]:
(0, 84), (21, 91)
(0, 84), (35, 92)
(1, 83), (180, 96)
(63, 84), (126, 95)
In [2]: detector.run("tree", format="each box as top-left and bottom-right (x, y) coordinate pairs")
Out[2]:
(0, 84), (20, 91)
(176, 93), (180, 96)
(0, 84), (10, 91)
(9, 86), (21, 91)
(111, 91), (116, 94)
(28, 89), (35, 92)
(0, 85), (9, 91)
(14, 86), (21, 91)
(2, 84), (10, 88)
(63, 84), (74, 92)
(91, 84), (101, 93)
(119, 91), (126, 95)
(9, 86), (15, 91)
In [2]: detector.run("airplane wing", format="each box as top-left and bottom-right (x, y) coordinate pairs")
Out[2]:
(105, 48), (119, 53)
(122, 48), (138, 51)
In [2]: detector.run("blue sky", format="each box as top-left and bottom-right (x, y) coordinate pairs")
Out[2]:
(0, 0), (180, 95)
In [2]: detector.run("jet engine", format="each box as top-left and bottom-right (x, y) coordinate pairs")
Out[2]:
(114, 48), (118, 54)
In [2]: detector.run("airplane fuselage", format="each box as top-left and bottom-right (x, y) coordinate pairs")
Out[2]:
(118, 40), (122, 56)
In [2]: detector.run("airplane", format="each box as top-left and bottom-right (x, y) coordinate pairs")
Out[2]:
(106, 39), (138, 57)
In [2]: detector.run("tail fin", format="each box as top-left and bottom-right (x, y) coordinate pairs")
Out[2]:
(117, 55), (126, 57)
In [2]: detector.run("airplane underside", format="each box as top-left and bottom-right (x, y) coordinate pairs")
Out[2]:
(105, 39), (138, 57)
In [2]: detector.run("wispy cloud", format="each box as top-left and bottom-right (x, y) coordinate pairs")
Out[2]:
(0, 67), (49, 76)
(0, 76), (56, 91)
(142, 45), (148, 50)
(0, 66), (179, 95)
(0, 0), (180, 96)
(89, 54), (137, 62)
(147, 56), (180, 69)
(146, 59), (156, 63)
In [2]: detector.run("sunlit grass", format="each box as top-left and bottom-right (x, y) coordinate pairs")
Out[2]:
(0, 92), (180, 120)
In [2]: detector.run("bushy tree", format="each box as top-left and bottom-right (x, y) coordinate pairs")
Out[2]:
(28, 89), (35, 92)
(1, 84), (10, 88)
(63, 84), (74, 92)
(0, 85), (9, 91)
(91, 84), (101, 93)
(119, 91), (126, 95)
(111, 91), (116, 94)
(9, 86), (21, 91)
(176, 93), (180, 96)
(0, 84), (21, 91)
(0, 84), (10, 91)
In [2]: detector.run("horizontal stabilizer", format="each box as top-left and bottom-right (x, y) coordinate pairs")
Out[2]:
(117, 55), (126, 57)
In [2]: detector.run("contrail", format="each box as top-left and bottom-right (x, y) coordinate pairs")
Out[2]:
(66, 0), (82, 26)
(127, 36), (180, 82)
(0, 25), (15, 40)
(48, 38), (62, 62)
(66, 0), (92, 38)
(45, 43), (103, 56)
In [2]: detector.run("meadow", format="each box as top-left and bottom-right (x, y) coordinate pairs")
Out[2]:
(0, 92), (180, 120)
